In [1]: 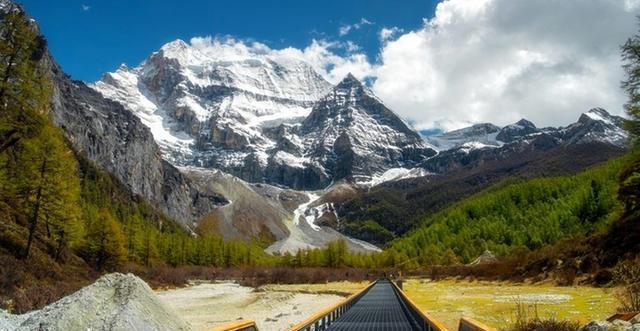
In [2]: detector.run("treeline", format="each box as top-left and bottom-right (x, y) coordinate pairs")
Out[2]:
(385, 157), (625, 266)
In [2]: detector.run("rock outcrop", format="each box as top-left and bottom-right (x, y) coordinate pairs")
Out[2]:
(0, 273), (191, 331)
(48, 59), (227, 229)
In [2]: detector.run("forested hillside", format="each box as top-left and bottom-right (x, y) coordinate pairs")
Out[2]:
(386, 158), (625, 265)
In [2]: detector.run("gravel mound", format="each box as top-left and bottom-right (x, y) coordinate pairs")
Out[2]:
(580, 318), (640, 331)
(0, 273), (191, 331)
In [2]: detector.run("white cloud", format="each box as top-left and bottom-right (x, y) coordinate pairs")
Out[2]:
(276, 39), (376, 84)
(339, 18), (374, 36)
(371, 0), (640, 131)
(379, 27), (404, 43)
(186, 37), (375, 85)
(174, 1), (639, 132)
(81, 4), (90, 11)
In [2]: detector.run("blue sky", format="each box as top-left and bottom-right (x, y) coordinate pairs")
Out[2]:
(20, 0), (437, 82)
(17, 0), (640, 130)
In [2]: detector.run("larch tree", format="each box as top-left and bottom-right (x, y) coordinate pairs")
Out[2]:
(17, 124), (81, 259)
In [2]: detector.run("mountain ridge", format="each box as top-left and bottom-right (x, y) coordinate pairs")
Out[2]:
(92, 40), (435, 190)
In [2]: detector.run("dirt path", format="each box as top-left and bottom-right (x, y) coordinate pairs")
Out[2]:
(156, 282), (348, 331)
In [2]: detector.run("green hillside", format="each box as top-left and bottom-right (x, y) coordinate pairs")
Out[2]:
(387, 158), (625, 265)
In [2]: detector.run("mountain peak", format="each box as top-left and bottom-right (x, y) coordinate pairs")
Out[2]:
(514, 118), (536, 128)
(578, 108), (618, 125)
(161, 39), (189, 52)
(337, 73), (363, 88)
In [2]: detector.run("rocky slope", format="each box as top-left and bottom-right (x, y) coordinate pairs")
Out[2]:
(0, 273), (191, 331)
(48, 59), (227, 229)
(0, 0), (227, 230)
(92, 41), (435, 190)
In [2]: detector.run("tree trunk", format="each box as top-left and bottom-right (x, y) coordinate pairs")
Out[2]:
(24, 158), (46, 259)
(0, 129), (20, 154)
(54, 231), (65, 262)
(44, 214), (51, 238)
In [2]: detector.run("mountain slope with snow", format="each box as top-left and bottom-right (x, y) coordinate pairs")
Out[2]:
(422, 108), (627, 173)
(92, 40), (434, 190)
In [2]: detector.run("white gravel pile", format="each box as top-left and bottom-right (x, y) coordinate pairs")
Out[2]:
(580, 315), (640, 331)
(0, 273), (191, 331)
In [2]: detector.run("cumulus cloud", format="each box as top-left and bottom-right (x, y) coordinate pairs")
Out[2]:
(178, 1), (638, 131)
(339, 18), (374, 36)
(371, 0), (640, 130)
(81, 4), (90, 11)
(379, 27), (404, 43)
(187, 36), (375, 85)
(276, 40), (376, 83)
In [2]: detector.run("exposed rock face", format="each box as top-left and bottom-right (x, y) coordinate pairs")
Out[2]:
(180, 167), (290, 242)
(0, 273), (191, 331)
(296, 74), (436, 186)
(48, 60), (227, 229)
(496, 118), (538, 143)
(92, 41), (434, 190)
(0, 0), (227, 229)
(91, 39), (333, 185)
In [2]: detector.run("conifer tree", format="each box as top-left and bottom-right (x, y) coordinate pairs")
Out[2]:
(82, 209), (126, 270)
(17, 125), (81, 259)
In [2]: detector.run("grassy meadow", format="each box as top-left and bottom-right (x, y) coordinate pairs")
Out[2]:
(402, 279), (618, 330)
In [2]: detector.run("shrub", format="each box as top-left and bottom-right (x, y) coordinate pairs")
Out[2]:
(509, 300), (580, 331)
(612, 257), (640, 312)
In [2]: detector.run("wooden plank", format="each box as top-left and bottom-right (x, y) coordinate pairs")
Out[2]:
(606, 311), (640, 322)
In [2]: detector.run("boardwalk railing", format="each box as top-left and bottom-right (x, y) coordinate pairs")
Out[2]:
(389, 280), (450, 331)
(288, 280), (377, 331)
(210, 319), (258, 331)
(458, 317), (496, 331)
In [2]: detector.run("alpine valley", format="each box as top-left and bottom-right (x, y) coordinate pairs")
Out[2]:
(72, 37), (626, 253)
(0, 0), (631, 256)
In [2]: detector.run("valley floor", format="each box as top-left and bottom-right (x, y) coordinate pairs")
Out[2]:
(156, 281), (368, 331)
(157, 279), (617, 330)
(402, 279), (619, 330)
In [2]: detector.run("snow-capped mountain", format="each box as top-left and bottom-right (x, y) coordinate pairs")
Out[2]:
(426, 123), (502, 150)
(422, 108), (628, 173)
(426, 108), (626, 154)
(92, 39), (332, 165)
(92, 40), (434, 190)
(267, 74), (436, 187)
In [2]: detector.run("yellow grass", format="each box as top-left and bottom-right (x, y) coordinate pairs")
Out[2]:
(261, 281), (369, 296)
(402, 278), (619, 330)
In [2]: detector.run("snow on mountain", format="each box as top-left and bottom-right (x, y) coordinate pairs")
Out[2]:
(92, 38), (333, 168)
(426, 123), (502, 151)
(427, 108), (626, 154)
(360, 167), (431, 187)
(265, 190), (380, 254)
(562, 108), (628, 147)
(92, 42), (434, 190)
(298, 74), (436, 185)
